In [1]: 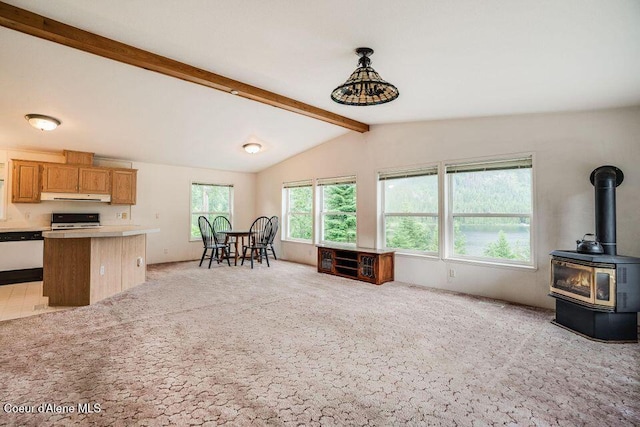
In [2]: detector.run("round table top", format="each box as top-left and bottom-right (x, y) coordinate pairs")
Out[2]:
(217, 230), (254, 236)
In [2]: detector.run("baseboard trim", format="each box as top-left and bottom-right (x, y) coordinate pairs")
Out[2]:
(0, 268), (43, 285)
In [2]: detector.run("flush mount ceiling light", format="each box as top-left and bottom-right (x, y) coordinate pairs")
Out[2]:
(25, 114), (61, 131)
(243, 142), (262, 154)
(331, 47), (399, 106)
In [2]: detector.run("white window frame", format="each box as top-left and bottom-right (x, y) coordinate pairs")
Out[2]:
(317, 175), (357, 246)
(282, 180), (313, 243)
(0, 151), (6, 221)
(189, 182), (234, 241)
(444, 155), (535, 268)
(379, 165), (439, 256)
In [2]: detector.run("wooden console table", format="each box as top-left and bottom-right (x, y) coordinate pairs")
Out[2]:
(316, 245), (394, 285)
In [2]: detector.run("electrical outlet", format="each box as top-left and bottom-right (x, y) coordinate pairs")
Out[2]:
(155, 213), (160, 219)
(122, 212), (127, 219)
(163, 249), (168, 255)
(99, 265), (105, 275)
(136, 257), (144, 267)
(449, 268), (456, 278)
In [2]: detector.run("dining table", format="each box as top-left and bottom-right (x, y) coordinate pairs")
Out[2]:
(218, 230), (254, 266)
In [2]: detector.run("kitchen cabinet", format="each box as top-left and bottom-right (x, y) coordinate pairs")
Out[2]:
(64, 150), (94, 165)
(41, 163), (79, 193)
(11, 151), (137, 204)
(110, 169), (137, 205)
(42, 164), (111, 194)
(11, 160), (41, 203)
(79, 167), (111, 194)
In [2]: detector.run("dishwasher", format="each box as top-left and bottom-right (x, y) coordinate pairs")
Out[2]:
(0, 231), (44, 285)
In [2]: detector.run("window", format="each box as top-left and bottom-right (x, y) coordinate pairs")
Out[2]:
(190, 183), (233, 240)
(380, 166), (439, 253)
(283, 180), (313, 241)
(446, 157), (533, 265)
(318, 176), (357, 245)
(0, 155), (5, 220)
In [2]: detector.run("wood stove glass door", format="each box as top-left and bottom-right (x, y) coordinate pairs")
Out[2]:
(550, 260), (594, 305)
(593, 268), (616, 308)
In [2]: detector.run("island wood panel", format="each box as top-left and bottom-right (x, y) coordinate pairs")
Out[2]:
(121, 234), (146, 291)
(43, 234), (149, 306)
(43, 238), (91, 306)
(89, 237), (123, 304)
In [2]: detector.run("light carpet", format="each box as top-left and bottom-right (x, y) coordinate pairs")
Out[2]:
(0, 260), (638, 426)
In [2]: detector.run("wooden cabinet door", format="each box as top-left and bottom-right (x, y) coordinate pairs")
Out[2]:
(111, 169), (137, 205)
(318, 248), (335, 272)
(79, 167), (111, 194)
(11, 160), (41, 203)
(41, 164), (79, 192)
(64, 150), (93, 165)
(357, 253), (378, 283)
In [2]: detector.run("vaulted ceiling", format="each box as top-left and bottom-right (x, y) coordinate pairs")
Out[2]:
(1, 0), (639, 172)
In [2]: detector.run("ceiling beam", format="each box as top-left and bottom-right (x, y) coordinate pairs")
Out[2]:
(0, 1), (369, 133)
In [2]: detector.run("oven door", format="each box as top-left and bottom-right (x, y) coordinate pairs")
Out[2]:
(0, 239), (44, 285)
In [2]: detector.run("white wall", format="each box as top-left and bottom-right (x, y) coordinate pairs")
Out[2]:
(131, 161), (256, 264)
(256, 107), (640, 309)
(0, 148), (256, 265)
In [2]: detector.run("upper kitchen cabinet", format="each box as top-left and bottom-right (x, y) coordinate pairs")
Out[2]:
(111, 169), (137, 205)
(41, 163), (79, 193)
(12, 160), (41, 203)
(42, 164), (111, 194)
(79, 167), (111, 194)
(11, 150), (137, 204)
(64, 150), (94, 165)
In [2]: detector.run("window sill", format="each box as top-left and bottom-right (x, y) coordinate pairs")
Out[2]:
(281, 239), (313, 245)
(320, 242), (356, 247)
(444, 256), (538, 272)
(393, 251), (440, 261)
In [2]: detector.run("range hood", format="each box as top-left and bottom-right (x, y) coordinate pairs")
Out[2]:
(40, 192), (111, 202)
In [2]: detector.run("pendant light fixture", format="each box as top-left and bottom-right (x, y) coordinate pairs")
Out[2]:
(331, 47), (399, 106)
(25, 114), (61, 131)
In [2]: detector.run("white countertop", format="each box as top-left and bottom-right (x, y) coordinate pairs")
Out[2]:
(0, 225), (50, 233)
(42, 225), (160, 239)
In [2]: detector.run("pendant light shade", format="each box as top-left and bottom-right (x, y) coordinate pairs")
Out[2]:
(25, 114), (61, 131)
(331, 48), (399, 106)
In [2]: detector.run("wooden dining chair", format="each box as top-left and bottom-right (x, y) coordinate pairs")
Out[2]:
(241, 216), (272, 269)
(198, 216), (231, 268)
(267, 215), (279, 260)
(212, 216), (234, 262)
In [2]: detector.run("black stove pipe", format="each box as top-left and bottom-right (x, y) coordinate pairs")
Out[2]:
(590, 165), (624, 256)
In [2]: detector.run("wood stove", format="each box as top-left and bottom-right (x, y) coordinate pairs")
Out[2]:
(549, 166), (640, 342)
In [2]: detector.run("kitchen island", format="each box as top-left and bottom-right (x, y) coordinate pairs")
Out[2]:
(42, 226), (159, 306)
